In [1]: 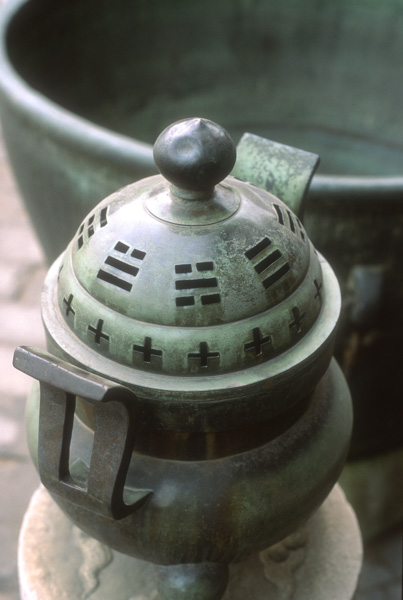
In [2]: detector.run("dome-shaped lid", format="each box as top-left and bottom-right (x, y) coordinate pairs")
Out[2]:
(42, 119), (340, 419)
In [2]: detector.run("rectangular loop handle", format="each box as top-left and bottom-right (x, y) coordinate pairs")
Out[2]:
(14, 346), (152, 519)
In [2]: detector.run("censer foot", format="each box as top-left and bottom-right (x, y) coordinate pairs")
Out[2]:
(156, 562), (229, 600)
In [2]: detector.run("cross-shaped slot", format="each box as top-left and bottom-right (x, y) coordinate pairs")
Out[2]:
(88, 319), (110, 347)
(188, 342), (220, 369)
(289, 307), (306, 335)
(314, 279), (322, 301)
(244, 327), (271, 357)
(63, 293), (75, 318)
(133, 336), (163, 365)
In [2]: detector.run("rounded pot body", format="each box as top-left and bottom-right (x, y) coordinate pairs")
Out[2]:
(26, 359), (352, 565)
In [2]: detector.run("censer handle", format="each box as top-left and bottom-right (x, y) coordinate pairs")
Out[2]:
(232, 132), (320, 218)
(13, 346), (152, 520)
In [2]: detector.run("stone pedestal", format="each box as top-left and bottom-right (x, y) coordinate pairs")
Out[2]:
(19, 484), (362, 600)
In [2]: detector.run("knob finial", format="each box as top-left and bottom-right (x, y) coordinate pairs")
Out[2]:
(153, 118), (236, 198)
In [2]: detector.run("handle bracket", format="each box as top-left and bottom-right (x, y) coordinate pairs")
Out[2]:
(14, 346), (152, 520)
(233, 132), (319, 218)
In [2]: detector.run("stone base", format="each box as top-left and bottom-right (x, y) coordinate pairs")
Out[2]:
(340, 445), (403, 541)
(19, 484), (362, 600)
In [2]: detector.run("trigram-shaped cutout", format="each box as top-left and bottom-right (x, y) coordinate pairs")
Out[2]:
(97, 241), (146, 292)
(273, 204), (306, 243)
(175, 261), (221, 307)
(77, 207), (109, 249)
(245, 237), (290, 291)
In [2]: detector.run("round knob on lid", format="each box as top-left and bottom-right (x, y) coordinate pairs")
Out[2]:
(153, 118), (237, 197)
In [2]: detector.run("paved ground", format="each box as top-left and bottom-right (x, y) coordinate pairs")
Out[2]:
(0, 132), (401, 599)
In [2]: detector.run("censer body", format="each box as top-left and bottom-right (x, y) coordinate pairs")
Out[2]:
(15, 119), (352, 599)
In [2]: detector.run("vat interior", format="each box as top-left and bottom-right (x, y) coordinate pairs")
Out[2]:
(7, 0), (403, 176)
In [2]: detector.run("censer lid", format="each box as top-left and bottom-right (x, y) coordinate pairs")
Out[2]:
(43, 118), (340, 415)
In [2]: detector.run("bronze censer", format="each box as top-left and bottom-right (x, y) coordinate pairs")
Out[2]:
(14, 119), (352, 600)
